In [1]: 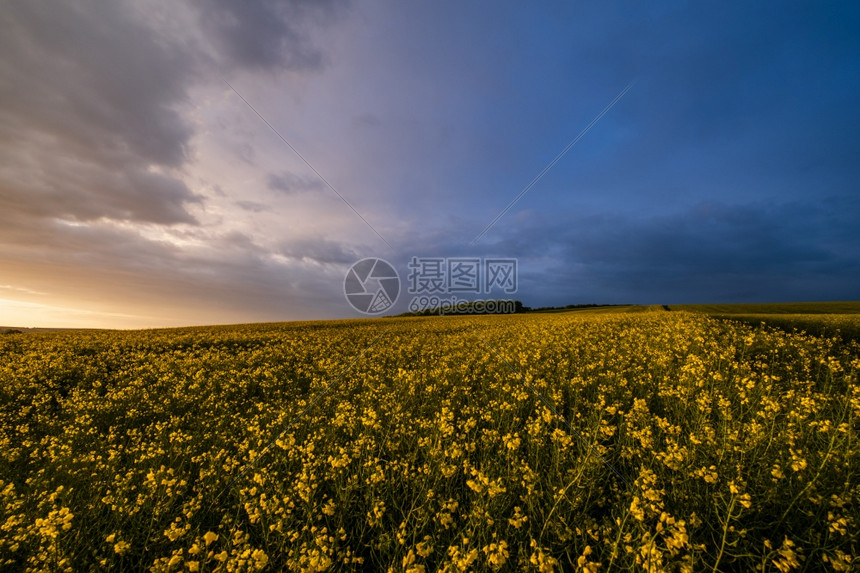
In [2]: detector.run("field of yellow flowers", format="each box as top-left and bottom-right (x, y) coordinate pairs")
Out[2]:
(1, 311), (857, 571)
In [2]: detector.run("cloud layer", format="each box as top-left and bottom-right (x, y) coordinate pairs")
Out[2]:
(0, 0), (858, 327)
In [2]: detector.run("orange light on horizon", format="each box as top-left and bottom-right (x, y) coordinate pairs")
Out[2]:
(0, 296), (165, 330)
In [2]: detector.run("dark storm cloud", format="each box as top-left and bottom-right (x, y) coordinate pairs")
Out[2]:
(196, 0), (346, 71)
(0, 152), (201, 226)
(0, 0), (356, 326)
(516, 197), (860, 305)
(368, 1), (858, 309)
(0, 0), (348, 231)
(0, 2), (195, 167)
(0, 1), (200, 226)
(384, 193), (859, 309)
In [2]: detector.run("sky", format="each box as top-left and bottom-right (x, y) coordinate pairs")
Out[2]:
(1, 0), (858, 328)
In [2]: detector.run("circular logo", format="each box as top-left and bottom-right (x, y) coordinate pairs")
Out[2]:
(344, 258), (400, 314)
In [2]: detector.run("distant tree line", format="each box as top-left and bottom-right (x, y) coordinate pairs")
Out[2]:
(394, 301), (628, 317)
(529, 303), (626, 312)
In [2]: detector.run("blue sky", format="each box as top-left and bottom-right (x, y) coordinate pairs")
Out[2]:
(1, 0), (858, 327)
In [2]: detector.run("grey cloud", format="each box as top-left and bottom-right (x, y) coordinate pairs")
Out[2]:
(0, 1), (200, 228)
(267, 171), (325, 194)
(0, 142), (200, 225)
(535, 199), (860, 304)
(0, 0), (362, 327)
(0, 215), (348, 326)
(195, 0), (347, 71)
(559, 201), (845, 273)
(120, 171), (202, 224)
(384, 197), (860, 307)
(0, 2), (195, 168)
(236, 200), (268, 212)
(0, 0), (348, 234)
(278, 237), (359, 265)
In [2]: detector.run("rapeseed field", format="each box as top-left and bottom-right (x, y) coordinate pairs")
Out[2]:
(1, 311), (857, 571)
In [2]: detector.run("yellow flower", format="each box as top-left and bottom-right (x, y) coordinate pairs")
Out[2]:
(629, 496), (645, 521)
(508, 506), (528, 529)
(113, 540), (130, 555)
(251, 549), (268, 570)
(482, 541), (509, 569)
(416, 536), (434, 558)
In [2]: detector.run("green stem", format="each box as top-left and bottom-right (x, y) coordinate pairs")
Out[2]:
(711, 495), (736, 573)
